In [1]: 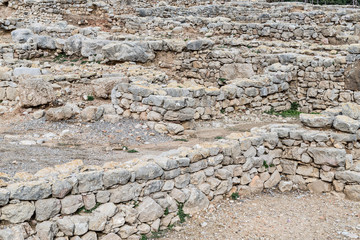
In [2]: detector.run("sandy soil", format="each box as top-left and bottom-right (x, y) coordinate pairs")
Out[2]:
(162, 191), (360, 240)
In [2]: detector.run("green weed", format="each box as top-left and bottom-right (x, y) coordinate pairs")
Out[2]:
(231, 192), (239, 200)
(127, 149), (138, 153)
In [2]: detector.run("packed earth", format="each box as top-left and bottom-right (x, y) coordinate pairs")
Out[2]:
(0, 0), (360, 239)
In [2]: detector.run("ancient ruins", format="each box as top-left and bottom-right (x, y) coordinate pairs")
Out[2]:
(0, 0), (360, 239)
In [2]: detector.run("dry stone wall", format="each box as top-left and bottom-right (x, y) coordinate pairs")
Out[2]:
(0, 117), (359, 239)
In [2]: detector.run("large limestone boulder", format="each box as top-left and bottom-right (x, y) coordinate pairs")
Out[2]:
(11, 29), (34, 43)
(220, 63), (255, 80)
(300, 113), (333, 128)
(92, 77), (126, 99)
(18, 77), (55, 107)
(0, 201), (35, 223)
(35, 35), (56, 50)
(102, 42), (155, 63)
(341, 102), (360, 120)
(46, 104), (77, 121)
(333, 115), (360, 133)
(186, 39), (214, 51)
(307, 147), (346, 167)
(64, 34), (87, 55)
(81, 39), (111, 57)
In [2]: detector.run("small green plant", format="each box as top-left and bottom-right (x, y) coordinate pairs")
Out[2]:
(174, 139), (188, 142)
(86, 95), (94, 101)
(164, 207), (169, 216)
(81, 60), (88, 64)
(218, 77), (227, 83)
(269, 163), (275, 167)
(76, 202), (101, 214)
(263, 160), (269, 169)
(256, 50), (261, 54)
(132, 200), (139, 208)
(215, 136), (224, 139)
(167, 224), (174, 230)
(140, 235), (148, 240)
(177, 202), (190, 223)
(54, 53), (67, 62)
(290, 102), (300, 111)
(220, 108), (226, 114)
(184, 38), (188, 42)
(246, 45), (253, 49)
(264, 102), (302, 118)
(231, 192), (239, 200)
(122, 146), (129, 151)
(127, 149), (138, 153)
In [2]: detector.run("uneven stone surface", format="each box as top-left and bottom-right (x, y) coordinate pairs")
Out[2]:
(2, 0), (360, 239)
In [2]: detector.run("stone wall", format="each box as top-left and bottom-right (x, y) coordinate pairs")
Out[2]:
(0, 117), (359, 239)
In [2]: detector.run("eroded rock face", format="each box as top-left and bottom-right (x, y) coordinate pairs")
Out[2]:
(18, 78), (55, 107)
(345, 61), (360, 91)
(102, 42), (155, 63)
(11, 29), (34, 43)
(300, 114), (333, 128)
(219, 63), (255, 80)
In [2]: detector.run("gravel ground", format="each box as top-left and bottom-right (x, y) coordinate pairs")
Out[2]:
(0, 118), (172, 176)
(162, 191), (360, 240)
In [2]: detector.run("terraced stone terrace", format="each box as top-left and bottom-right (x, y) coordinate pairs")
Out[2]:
(0, 0), (360, 239)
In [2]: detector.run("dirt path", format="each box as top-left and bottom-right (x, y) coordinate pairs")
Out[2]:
(162, 191), (360, 240)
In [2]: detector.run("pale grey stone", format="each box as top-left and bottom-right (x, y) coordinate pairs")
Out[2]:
(308, 147), (346, 167)
(70, 215), (89, 236)
(183, 187), (209, 214)
(11, 29), (34, 43)
(118, 225), (137, 239)
(215, 169), (231, 180)
(18, 78), (55, 107)
(35, 198), (61, 221)
(77, 171), (103, 193)
(0, 201), (35, 223)
(100, 233), (121, 240)
(333, 115), (360, 133)
(96, 191), (110, 203)
(335, 171), (360, 183)
(52, 179), (73, 198)
(278, 181), (293, 192)
(56, 216), (74, 236)
(0, 188), (10, 206)
(82, 231), (97, 240)
(174, 174), (190, 188)
(341, 102), (360, 120)
(300, 113), (333, 128)
(137, 197), (163, 222)
(135, 163), (164, 180)
(61, 195), (84, 214)
(344, 185), (360, 201)
(307, 180), (332, 193)
(109, 183), (141, 203)
(264, 170), (281, 188)
(103, 168), (131, 188)
(8, 180), (51, 200)
(36, 221), (58, 240)
(94, 202), (117, 218)
(143, 180), (164, 195)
